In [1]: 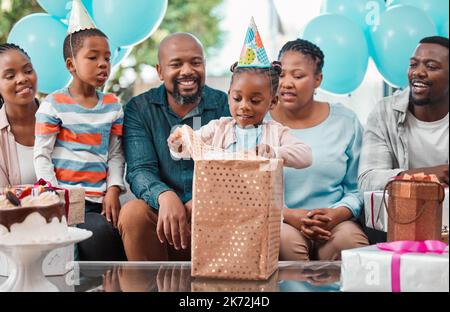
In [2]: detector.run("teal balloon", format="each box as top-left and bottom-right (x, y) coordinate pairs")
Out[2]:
(439, 20), (449, 38)
(7, 13), (71, 94)
(302, 14), (369, 95)
(82, 0), (168, 47)
(321, 0), (386, 37)
(389, 0), (449, 31)
(370, 5), (437, 88)
(37, 0), (72, 20)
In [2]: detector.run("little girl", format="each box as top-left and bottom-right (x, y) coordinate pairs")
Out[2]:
(169, 18), (312, 169)
(168, 60), (312, 169)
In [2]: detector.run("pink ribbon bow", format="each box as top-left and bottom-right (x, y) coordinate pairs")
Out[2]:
(377, 240), (448, 292)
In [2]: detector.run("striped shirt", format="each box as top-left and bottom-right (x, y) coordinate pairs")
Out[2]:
(34, 87), (125, 202)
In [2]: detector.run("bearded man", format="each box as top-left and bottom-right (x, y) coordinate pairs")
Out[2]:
(119, 33), (229, 260)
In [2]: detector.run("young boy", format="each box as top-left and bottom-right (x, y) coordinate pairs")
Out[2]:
(34, 1), (125, 253)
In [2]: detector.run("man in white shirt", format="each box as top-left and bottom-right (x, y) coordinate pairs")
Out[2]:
(359, 36), (449, 193)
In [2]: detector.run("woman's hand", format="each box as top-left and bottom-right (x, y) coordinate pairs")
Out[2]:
(301, 207), (353, 241)
(299, 210), (332, 242)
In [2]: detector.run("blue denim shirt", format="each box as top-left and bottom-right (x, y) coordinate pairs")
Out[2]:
(123, 84), (230, 209)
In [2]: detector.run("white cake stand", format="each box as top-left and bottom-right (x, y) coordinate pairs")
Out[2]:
(0, 227), (92, 292)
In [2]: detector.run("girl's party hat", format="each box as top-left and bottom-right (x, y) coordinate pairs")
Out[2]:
(237, 17), (270, 68)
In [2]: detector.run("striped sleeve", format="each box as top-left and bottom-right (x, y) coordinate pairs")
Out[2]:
(35, 96), (61, 136)
(34, 96), (60, 186)
(110, 95), (124, 137)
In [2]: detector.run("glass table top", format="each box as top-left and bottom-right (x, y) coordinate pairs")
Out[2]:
(0, 261), (341, 292)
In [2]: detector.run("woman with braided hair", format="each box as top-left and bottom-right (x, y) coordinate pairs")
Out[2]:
(0, 43), (39, 187)
(269, 39), (369, 261)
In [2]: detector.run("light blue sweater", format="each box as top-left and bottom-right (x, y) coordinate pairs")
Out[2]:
(269, 103), (363, 218)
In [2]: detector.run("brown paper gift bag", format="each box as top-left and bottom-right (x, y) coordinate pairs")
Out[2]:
(191, 159), (283, 280)
(383, 174), (445, 242)
(178, 125), (283, 280)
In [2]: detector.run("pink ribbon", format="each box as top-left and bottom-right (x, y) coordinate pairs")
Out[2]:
(34, 178), (70, 218)
(377, 240), (448, 292)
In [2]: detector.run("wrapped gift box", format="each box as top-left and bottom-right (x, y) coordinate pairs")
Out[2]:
(363, 187), (449, 232)
(341, 243), (449, 292)
(56, 187), (85, 226)
(0, 244), (74, 277)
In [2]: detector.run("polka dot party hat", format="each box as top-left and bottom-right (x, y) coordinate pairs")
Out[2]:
(237, 17), (270, 68)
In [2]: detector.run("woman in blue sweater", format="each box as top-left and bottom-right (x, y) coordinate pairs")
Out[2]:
(270, 39), (368, 260)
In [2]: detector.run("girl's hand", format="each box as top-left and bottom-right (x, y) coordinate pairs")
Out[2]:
(167, 129), (183, 153)
(256, 144), (276, 158)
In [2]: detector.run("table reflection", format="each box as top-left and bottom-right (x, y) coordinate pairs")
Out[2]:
(72, 261), (340, 292)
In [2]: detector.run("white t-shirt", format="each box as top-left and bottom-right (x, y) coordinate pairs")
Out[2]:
(405, 111), (449, 169)
(15, 142), (37, 184)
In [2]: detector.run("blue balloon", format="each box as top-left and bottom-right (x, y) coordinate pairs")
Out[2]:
(389, 0), (449, 31)
(37, 0), (72, 20)
(321, 0), (386, 38)
(370, 5), (437, 88)
(439, 20), (449, 38)
(7, 13), (71, 94)
(82, 0), (168, 47)
(302, 14), (369, 95)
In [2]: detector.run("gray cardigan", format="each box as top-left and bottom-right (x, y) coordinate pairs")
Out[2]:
(358, 88), (411, 192)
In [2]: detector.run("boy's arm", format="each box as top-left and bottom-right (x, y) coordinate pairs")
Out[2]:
(106, 106), (125, 193)
(34, 99), (60, 186)
(107, 134), (125, 193)
(274, 125), (313, 169)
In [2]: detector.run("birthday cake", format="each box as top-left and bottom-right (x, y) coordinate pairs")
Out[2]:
(0, 191), (69, 244)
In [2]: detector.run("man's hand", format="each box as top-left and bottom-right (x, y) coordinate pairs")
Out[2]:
(156, 265), (191, 292)
(157, 191), (190, 250)
(102, 267), (121, 292)
(184, 200), (193, 223)
(102, 186), (121, 228)
(400, 164), (449, 186)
